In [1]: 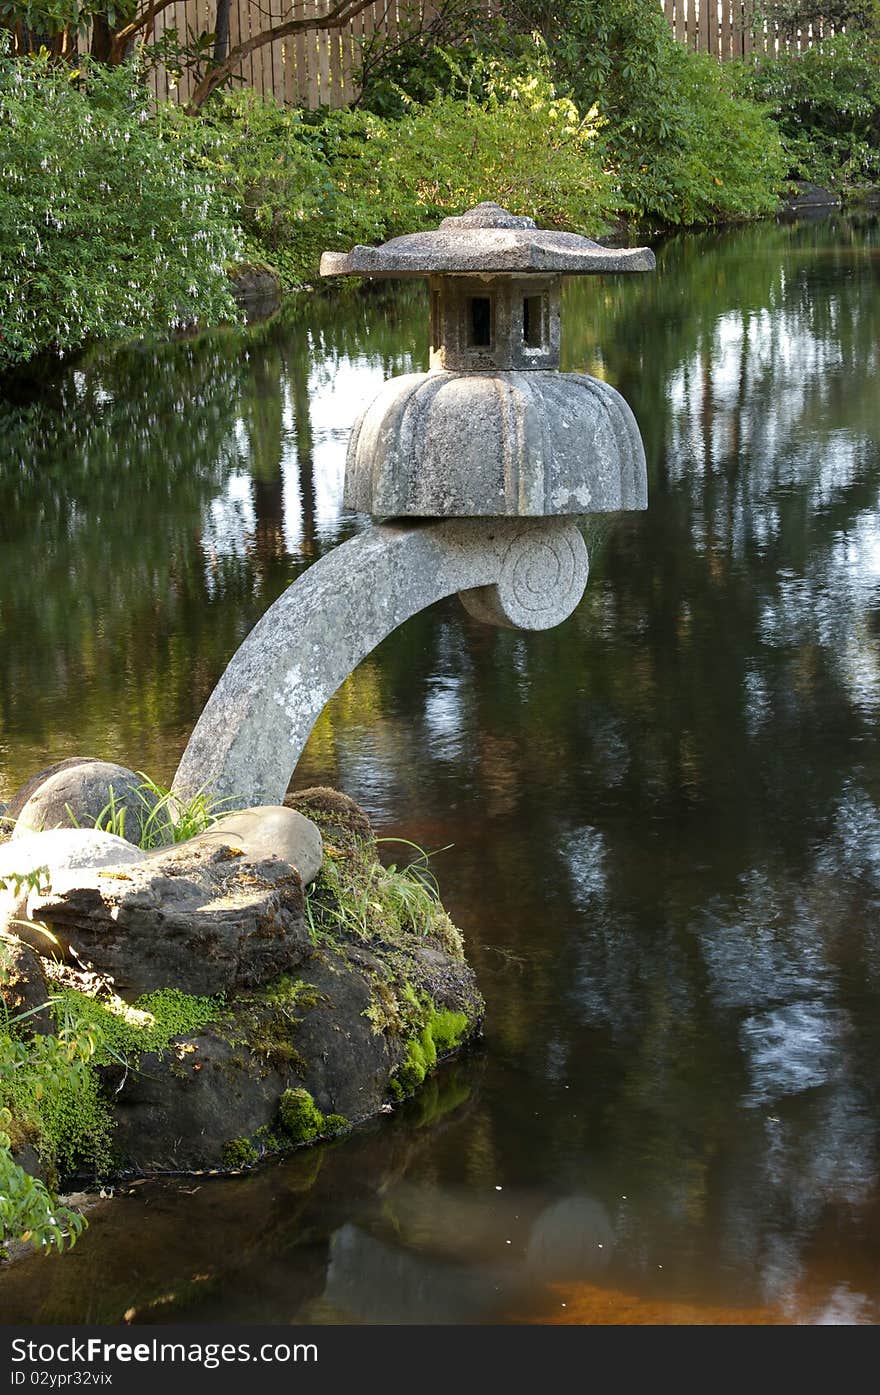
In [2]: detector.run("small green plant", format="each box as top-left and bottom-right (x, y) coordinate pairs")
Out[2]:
(0, 1109), (87, 1256)
(86, 774), (238, 850)
(0, 866), (50, 897)
(0, 985), (113, 1205)
(0, 964), (91, 1253)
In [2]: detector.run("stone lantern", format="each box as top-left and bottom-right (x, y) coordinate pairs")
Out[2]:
(320, 202), (654, 518)
(173, 205), (655, 807)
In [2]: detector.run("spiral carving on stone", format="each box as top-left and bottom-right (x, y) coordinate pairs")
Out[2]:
(459, 521), (589, 631)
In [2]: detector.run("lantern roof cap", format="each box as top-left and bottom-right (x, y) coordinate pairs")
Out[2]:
(319, 202), (655, 279)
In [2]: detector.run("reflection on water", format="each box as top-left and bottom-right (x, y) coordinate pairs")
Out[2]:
(3, 217), (880, 1323)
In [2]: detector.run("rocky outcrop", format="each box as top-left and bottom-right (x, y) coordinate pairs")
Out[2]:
(228, 262), (282, 320)
(1, 784), (483, 1178)
(783, 181), (842, 213)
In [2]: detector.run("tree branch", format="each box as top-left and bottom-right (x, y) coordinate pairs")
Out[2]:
(109, 0), (183, 61)
(184, 0), (377, 110)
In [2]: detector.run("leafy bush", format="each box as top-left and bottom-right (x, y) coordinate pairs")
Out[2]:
(604, 42), (786, 224)
(0, 43), (242, 372)
(491, 2), (786, 224)
(748, 0), (880, 39)
(730, 32), (880, 188)
(177, 88), (369, 290)
(358, 2), (785, 226)
(356, 0), (490, 117)
(190, 54), (614, 288)
(0, 1119), (87, 1256)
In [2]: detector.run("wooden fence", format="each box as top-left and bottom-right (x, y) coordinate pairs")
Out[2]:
(660, 0), (839, 58)
(145, 1), (836, 109)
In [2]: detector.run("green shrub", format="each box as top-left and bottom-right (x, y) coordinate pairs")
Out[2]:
(328, 56), (614, 236)
(178, 88), (362, 290)
(606, 43), (786, 225)
(0, 998), (105, 1253)
(0, 43), (241, 372)
(498, 3), (786, 224)
(190, 54), (614, 288)
(730, 32), (880, 188)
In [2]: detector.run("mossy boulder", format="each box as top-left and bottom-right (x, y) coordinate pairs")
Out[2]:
(3, 789), (483, 1180)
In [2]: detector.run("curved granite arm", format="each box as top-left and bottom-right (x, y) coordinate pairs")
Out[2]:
(172, 516), (588, 807)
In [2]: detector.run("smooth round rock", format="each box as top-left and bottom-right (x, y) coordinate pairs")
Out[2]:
(3, 757), (93, 824)
(175, 806), (324, 887)
(11, 760), (158, 844)
(0, 828), (142, 880)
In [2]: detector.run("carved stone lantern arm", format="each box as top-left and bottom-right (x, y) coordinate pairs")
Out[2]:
(172, 517), (588, 807)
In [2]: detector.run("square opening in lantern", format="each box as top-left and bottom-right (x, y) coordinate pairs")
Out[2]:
(469, 296), (493, 348)
(523, 294), (545, 349)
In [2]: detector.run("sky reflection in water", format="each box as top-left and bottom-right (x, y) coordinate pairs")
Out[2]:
(2, 216), (880, 1323)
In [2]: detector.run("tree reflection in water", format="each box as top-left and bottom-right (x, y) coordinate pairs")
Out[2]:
(2, 218), (880, 1322)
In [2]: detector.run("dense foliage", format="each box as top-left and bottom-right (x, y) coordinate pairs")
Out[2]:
(187, 56), (615, 287)
(0, 44), (240, 371)
(731, 32), (880, 188)
(0, 987), (99, 1254)
(4, 0), (878, 369)
(748, 0), (880, 37)
(360, 2), (787, 225)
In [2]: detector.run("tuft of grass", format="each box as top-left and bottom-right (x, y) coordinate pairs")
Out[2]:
(88, 774), (239, 850)
(305, 838), (463, 959)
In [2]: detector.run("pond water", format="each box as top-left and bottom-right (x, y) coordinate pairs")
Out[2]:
(2, 213), (880, 1325)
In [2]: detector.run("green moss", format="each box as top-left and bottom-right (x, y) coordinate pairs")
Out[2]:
(277, 1087), (325, 1143)
(222, 1136), (260, 1169)
(285, 788), (373, 852)
(260, 976), (321, 1011)
(277, 1088), (347, 1144)
(217, 976), (319, 1071)
(51, 987), (223, 1064)
(389, 1006), (471, 1103)
(429, 1009), (469, 1055)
